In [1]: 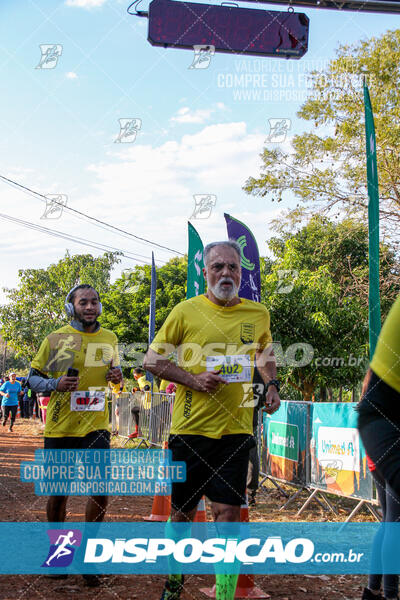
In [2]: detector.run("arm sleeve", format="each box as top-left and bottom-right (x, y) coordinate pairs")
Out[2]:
(27, 368), (62, 394)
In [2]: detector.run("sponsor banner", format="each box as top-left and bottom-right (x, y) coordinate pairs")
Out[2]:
(2, 522), (399, 575)
(224, 213), (261, 303)
(310, 403), (373, 500)
(187, 222), (205, 299)
(263, 401), (308, 485)
(20, 449), (186, 496)
(364, 80), (381, 358)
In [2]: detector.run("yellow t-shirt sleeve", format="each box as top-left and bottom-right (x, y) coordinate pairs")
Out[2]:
(370, 294), (400, 393)
(111, 333), (120, 367)
(31, 338), (51, 375)
(257, 308), (273, 350)
(150, 305), (183, 355)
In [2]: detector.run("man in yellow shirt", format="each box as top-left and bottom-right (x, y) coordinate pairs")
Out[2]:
(144, 240), (280, 600)
(28, 284), (122, 586)
(358, 294), (400, 495)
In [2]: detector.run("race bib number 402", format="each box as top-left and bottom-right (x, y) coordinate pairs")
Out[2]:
(70, 391), (105, 412)
(206, 355), (251, 383)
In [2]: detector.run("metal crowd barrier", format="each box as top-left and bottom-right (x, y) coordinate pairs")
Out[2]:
(111, 391), (174, 446)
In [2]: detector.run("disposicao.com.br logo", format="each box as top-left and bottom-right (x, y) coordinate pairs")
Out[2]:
(42, 529), (82, 568)
(84, 535), (316, 565)
(0, 522), (380, 575)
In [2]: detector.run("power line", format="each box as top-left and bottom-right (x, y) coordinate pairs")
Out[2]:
(0, 212), (167, 266)
(0, 173), (184, 256)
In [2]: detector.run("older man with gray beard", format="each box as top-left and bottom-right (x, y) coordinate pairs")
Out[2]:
(144, 240), (280, 600)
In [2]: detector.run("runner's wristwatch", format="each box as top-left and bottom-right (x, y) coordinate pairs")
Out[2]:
(266, 379), (280, 392)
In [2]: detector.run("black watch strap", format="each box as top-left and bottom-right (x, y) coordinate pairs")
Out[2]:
(266, 379), (280, 392)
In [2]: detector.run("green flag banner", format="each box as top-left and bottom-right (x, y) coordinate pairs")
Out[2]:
(187, 222), (205, 299)
(364, 80), (381, 358)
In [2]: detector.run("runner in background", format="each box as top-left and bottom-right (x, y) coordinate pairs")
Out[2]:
(358, 294), (400, 600)
(144, 240), (280, 600)
(130, 367), (159, 439)
(27, 284), (122, 587)
(160, 379), (171, 393)
(358, 295), (400, 494)
(109, 378), (126, 434)
(361, 454), (400, 600)
(1, 372), (22, 432)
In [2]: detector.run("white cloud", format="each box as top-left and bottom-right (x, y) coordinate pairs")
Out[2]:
(170, 103), (227, 125)
(0, 121), (287, 303)
(65, 71), (78, 79)
(65, 0), (106, 7)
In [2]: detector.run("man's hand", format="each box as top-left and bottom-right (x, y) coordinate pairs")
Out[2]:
(190, 371), (227, 393)
(106, 368), (122, 385)
(263, 386), (280, 414)
(57, 376), (79, 392)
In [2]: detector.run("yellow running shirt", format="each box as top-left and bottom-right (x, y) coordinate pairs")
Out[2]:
(370, 294), (400, 393)
(31, 324), (119, 437)
(150, 295), (272, 438)
(159, 379), (170, 392)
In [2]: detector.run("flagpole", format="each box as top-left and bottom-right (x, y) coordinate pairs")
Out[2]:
(148, 252), (157, 390)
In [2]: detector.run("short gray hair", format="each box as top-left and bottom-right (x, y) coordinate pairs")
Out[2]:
(203, 240), (242, 266)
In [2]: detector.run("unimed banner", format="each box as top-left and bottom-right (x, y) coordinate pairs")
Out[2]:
(310, 403), (373, 500)
(262, 401), (308, 486)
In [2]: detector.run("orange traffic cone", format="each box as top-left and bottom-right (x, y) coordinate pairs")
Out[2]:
(200, 496), (269, 599)
(194, 496), (207, 522)
(144, 493), (171, 521)
(16, 403), (21, 419)
(144, 441), (171, 521)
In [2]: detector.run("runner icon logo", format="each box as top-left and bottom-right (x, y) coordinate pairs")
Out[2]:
(42, 529), (82, 568)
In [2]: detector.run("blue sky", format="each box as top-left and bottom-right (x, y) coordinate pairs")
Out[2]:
(0, 0), (397, 302)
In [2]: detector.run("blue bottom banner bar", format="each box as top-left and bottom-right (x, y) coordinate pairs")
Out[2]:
(1, 522), (400, 575)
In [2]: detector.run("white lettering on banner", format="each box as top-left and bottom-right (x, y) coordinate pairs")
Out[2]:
(83, 536), (315, 564)
(317, 427), (360, 473)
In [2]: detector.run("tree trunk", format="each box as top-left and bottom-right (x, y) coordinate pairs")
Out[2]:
(319, 386), (327, 402)
(327, 388), (333, 401)
(302, 381), (315, 402)
(338, 387), (343, 402)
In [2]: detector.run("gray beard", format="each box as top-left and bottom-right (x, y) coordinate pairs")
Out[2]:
(209, 280), (240, 301)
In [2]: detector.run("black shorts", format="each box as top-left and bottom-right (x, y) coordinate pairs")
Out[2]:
(168, 433), (255, 512)
(44, 429), (110, 450)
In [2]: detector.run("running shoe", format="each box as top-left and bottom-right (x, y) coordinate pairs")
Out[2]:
(160, 576), (185, 600)
(361, 588), (384, 600)
(82, 574), (102, 587)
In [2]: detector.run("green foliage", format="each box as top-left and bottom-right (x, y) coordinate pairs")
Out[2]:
(262, 216), (400, 400)
(101, 257), (187, 370)
(0, 252), (120, 359)
(244, 29), (400, 230)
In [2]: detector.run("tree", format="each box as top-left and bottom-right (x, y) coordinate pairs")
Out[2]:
(244, 29), (400, 235)
(101, 257), (187, 370)
(0, 252), (120, 359)
(0, 337), (29, 376)
(262, 216), (400, 401)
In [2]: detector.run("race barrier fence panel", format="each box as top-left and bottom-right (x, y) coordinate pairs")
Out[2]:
(112, 392), (174, 446)
(262, 401), (377, 517)
(113, 394), (377, 516)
